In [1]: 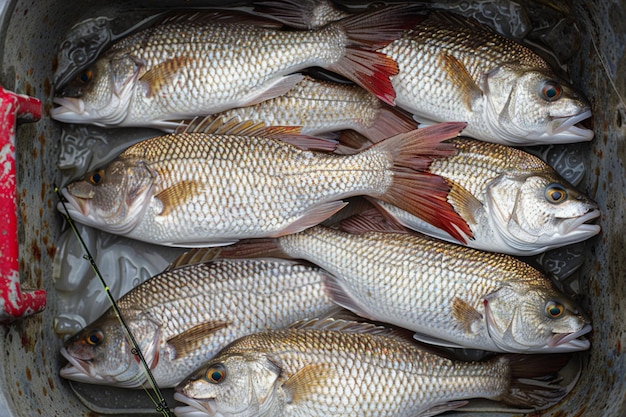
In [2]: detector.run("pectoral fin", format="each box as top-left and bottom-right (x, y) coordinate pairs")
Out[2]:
(447, 179), (482, 227)
(270, 201), (349, 237)
(452, 297), (483, 334)
(140, 57), (193, 98)
(167, 320), (230, 360)
(155, 181), (204, 217)
(440, 54), (483, 111)
(412, 332), (467, 349)
(283, 364), (337, 405)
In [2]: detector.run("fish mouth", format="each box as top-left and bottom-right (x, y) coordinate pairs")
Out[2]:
(548, 110), (594, 143)
(558, 209), (601, 236)
(548, 324), (592, 351)
(173, 393), (221, 417)
(51, 97), (88, 123)
(59, 347), (100, 384)
(58, 188), (91, 217)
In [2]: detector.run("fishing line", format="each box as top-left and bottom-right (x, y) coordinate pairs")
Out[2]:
(54, 185), (172, 417)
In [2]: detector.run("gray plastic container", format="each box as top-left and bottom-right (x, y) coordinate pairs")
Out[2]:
(0, 0), (624, 416)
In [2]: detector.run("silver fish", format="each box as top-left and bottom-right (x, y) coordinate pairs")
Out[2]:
(59, 251), (337, 388)
(381, 11), (593, 145)
(58, 121), (470, 247)
(201, 75), (418, 142)
(220, 222), (591, 353)
(51, 7), (417, 129)
(374, 137), (600, 256)
(174, 318), (569, 417)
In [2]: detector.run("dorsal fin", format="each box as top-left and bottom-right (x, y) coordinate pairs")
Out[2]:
(163, 248), (222, 272)
(158, 10), (284, 29)
(180, 116), (337, 151)
(288, 318), (392, 335)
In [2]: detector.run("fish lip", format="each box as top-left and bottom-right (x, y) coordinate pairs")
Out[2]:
(173, 392), (219, 417)
(59, 347), (97, 381)
(51, 97), (87, 120)
(59, 187), (90, 217)
(559, 209), (601, 235)
(548, 324), (593, 351)
(548, 110), (594, 142)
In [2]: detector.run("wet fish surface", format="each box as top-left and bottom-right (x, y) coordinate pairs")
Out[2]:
(174, 319), (570, 417)
(374, 137), (601, 256)
(220, 222), (591, 353)
(59, 251), (337, 388)
(381, 11), (594, 146)
(51, 6), (418, 129)
(201, 75), (418, 142)
(58, 121), (470, 247)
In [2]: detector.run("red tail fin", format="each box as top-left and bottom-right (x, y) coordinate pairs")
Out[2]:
(372, 122), (472, 243)
(328, 6), (425, 105)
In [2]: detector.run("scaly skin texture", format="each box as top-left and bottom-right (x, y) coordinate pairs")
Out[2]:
(204, 76), (416, 141)
(382, 12), (592, 145)
(63, 132), (392, 246)
(178, 326), (511, 417)
(60, 258), (336, 388)
(376, 137), (600, 256)
(274, 226), (590, 353)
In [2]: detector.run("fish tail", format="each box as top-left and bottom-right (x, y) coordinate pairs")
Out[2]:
(499, 354), (571, 410)
(372, 122), (472, 243)
(357, 105), (419, 143)
(218, 238), (291, 260)
(327, 6), (424, 105)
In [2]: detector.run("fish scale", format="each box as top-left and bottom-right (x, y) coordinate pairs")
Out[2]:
(379, 11), (593, 146)
(215, 223), (591, 353)
(374, 137), (600, 256)
(278, 227), (535, 351)
(175, 321), (569, 417)
(60, 257), (337, 388)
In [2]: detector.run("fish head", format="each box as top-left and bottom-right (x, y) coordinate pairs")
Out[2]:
(59, 314), (162, 388)
(59, 159), (155, 235)
(486, 173), (601, 254)
(483, 282), (591, 353)
(484, 66), (593, 145)
(174, 352), (283, 417)
(51, 54), (141, 126)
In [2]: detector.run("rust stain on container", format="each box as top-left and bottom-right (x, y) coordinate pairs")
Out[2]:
(617, 338), (622, 355)
(43, 77), (51, 96)
(25, 366), (32, 381)
(31, 239), (42, 262)
(25, 82), (33, 96)
(51, 55), (58, 73)
(47, 376), (55, 391)
(42, 386), (47, 397)
(38, 132), (45, 146)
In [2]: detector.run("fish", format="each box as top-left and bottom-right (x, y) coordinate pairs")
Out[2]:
(59, 249), (338, 388)
(58, 119), (470, 247)
(253, 2), (594, 145)
(50, 6), (418, 129)
(218, 219), (592, 353)
(174, 318), (570, 417)
(198, 75), (418, 142)
(372, 137), (601, 256)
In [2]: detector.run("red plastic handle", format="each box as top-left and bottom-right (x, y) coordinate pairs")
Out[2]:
(0, 86), (46, 323)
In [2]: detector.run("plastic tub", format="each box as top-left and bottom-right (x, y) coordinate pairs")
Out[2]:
(0, 0), (624, 416)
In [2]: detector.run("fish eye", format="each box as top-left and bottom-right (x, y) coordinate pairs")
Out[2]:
(545, 301), (565, 319)
(206, 364), (227, 384)
(540, 81), (563, 102)
(78, 68), (93, 84)
(545, 183), (568, 204)
(85, 329), (104, 346)
(88, 169), (105, 186)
